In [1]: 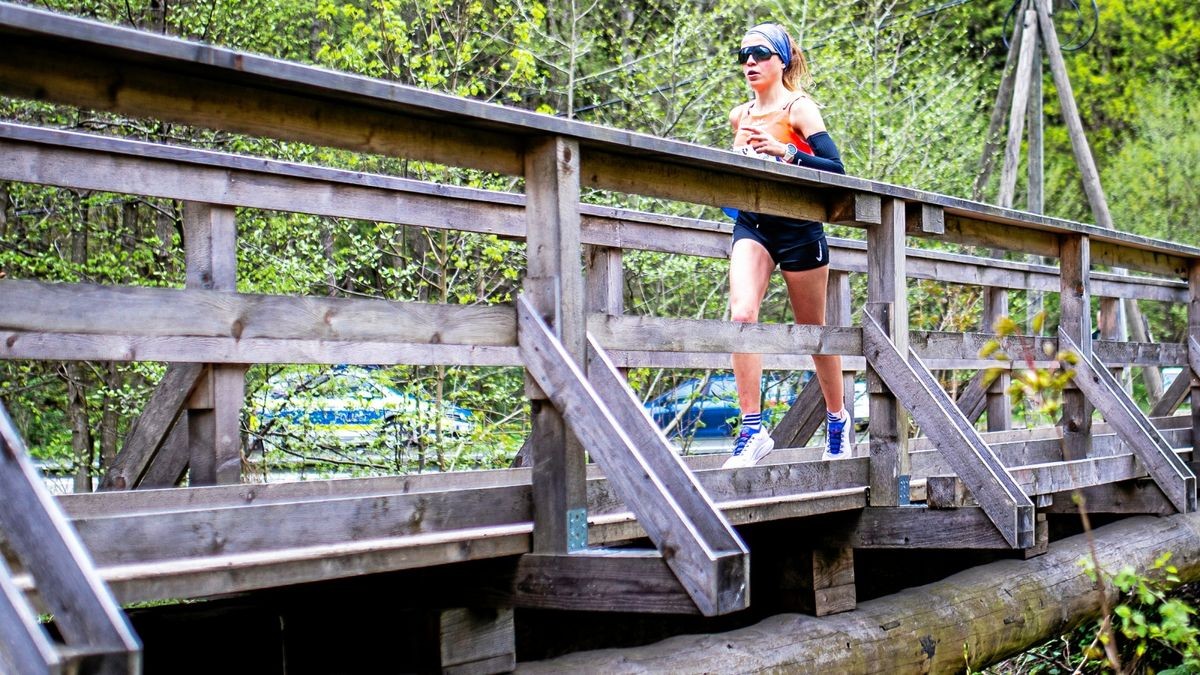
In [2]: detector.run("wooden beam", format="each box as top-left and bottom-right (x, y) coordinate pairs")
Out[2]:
(508, 550), (699, 615)
(1190, 263), (1200, 456)
(1044, 481), (1174, 516)
(0, 405), (141, 667)
(828, 192), (882, 225)
(518, 296), (745, 616)
(997, 7), (1039, 209)
(866, 197), (910, 506)
(437, 607), (515, 675)
(770, 372), (825, 450)
(982, 288), (1011, 431)
(926, 476), (975, 509)
(100, 362), (203, 490)
(587, 314), (861, 356)
(1060, 329), (1196, 513)
(862, 312), (1035, 548)
(973, 0), (1027, 201)
(1060, 234), (1092, 459)
(955, 371), (988, 424)
(847, 507), (1010, 549)
(904, 203), (944, 235)
(1150, 366), (1192, 417)
(0, 557), (63, 675)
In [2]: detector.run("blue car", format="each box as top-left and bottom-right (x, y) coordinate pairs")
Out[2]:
(644, 374), (804, 439)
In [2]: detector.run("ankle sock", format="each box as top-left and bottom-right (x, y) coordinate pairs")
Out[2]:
(741, 412), (762, 433)
(827, 409), (845, 426)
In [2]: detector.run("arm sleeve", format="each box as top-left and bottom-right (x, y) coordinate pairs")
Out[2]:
(793, 131), (845, 174)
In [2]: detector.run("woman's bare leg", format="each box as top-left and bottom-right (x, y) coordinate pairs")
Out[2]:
(782, 264), (844, 411)
(730, 238), (776, 415)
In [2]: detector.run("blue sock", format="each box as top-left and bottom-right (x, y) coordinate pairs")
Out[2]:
(741, 412), (762, 433)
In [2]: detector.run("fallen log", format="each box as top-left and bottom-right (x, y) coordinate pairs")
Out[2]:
(519, 512), (1200, 673)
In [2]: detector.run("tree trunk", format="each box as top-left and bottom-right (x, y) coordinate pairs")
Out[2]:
(65, 363), (94, 493)
(100, 361), (121, 474)
(520, 512), (1200, 673)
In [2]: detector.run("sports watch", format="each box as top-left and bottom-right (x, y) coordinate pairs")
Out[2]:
(783, 143), (799, 164)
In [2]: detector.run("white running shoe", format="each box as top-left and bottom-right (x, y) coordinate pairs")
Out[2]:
(823, 409), (853, 461)
(722, 427), (774, 468)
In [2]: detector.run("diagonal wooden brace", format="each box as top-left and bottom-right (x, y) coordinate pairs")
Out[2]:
(1061, 329), (1196, 513)
(517, 295), (748, 616)
(862, 311), (1035, 548)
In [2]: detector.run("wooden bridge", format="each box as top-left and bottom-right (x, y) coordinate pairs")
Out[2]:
(1, 4), (1199, 672)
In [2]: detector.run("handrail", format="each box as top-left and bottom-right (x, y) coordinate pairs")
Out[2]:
(0, 3), (1197, 272)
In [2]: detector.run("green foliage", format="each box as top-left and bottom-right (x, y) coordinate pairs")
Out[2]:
(980, 312), (1077, 426)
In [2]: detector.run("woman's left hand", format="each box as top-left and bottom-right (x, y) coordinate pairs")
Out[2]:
(743, 126), (785, 158)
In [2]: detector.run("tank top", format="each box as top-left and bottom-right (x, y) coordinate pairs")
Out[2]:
(732, 96), (813, 155)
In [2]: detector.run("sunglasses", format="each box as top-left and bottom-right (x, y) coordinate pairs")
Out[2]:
(736, 45), (779, 64)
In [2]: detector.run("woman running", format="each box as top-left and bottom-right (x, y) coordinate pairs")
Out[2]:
(722, 21), (850, 468)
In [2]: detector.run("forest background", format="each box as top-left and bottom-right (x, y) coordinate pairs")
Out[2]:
(1, 0), (1198, 489)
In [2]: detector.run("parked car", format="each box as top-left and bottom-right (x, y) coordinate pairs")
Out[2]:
(646, 373), (869, 439)
(644, 374), (804, 439)
(248, 366), (474, 452)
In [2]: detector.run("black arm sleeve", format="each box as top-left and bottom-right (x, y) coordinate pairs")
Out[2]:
(793, 131), (845, 174)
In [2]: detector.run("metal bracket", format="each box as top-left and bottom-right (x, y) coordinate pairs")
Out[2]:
(898, 475), (911, 506)
(567, 508), (588, 551)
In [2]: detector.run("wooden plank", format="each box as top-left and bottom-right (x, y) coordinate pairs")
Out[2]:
(1062, 329), (1196, 513)
(438, 607), (515, 675)
(585, 246), (623, 316)
(524, 136), (587, 555)
(0, 558), (62, 675)
(138, 419), (190, 488)
(862, 312), (1034, 547)
(1191, 263), (1200, 456)
(926, 476), (975, 509)
(1044, 481), (1174, 516)
(1150, 366), (1192, 417)
(587, 314), (861, 356)
(973, 0), (1026, 201)
(508, 550), (699, 614)
(0, 405), (141, 663)
(101, 362), (203, 490)
(866, 197), (909, 506)
(0, 279), (517, 346)
(847, 507), (1010, 549)
(982, 288), (1012, 431)
(956, 372), (988, 424)
(519, 296), (744, 616)
(808, 546), (856, 616)
(770, 374), (825, 450)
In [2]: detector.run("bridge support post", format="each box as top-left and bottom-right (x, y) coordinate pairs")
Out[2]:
(1059, 234), (1093, 460)
(183, 203), (245, 486)
(436, 607), (516, 675)
(866, 197), (910, 505)
(982, 286), (1012, 431)
(524, 137), (588, 553)
(1190, 262), (1200, 456)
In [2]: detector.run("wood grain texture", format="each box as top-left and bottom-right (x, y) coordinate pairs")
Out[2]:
(101, 363), (203, 490)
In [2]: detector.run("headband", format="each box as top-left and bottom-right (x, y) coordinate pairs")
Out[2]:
(747, 23), (792, 68)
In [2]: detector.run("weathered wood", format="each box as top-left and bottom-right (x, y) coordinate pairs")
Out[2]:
(997, 7), (1039, 208)
(101, 362), (203, 490)
(1151, 366), (1193, 417)
(828, 192), (882, 225)
(1044, 481), (1175, 516)
(863, 312), (1035, 547)
(521, 512), (1200, 673)
(0, 557), (62, 675)
(847, 506), (1009, 549)
(585, 336), (746, 559)
(0, 405), (141, 668)
(1061, 329), (1196, 513)
(508, 550), (698, 614)
(973, 0), (1026, 201)
(866, 198), (909, 506)
(438, 607), (515, 675)
(770, 371), (826, 450)
(806, 546), (856, 616)
(1060, 234), (1092, 459)
(0, 279), (517, 346)
(904, 203), (944, 235)
(982, 287), (1012, 431)
(524, 136), (587, 555)
(587, 314), (861, 356)
(518, 296), (744, 616)
(138, 419), (190, 489)
(926, 476), (975, 509)
(1191, 263), (1200, 456)
(956, 371), (989, 423)
(584, 246), (623, 316)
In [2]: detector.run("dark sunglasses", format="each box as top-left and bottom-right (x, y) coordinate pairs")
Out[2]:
(736, 45), (778, 64)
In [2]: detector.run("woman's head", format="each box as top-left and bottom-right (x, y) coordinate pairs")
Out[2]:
(739, 22), (811, 92)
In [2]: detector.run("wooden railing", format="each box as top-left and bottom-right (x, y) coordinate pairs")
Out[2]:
(0, 1), (1198, 629)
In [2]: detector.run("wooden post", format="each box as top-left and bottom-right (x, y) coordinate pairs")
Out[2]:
(183, 203), (244, 486)
(866, 198), (909, 505)
(523, 137), (588, 553)
(1026, 16), (1046, 332)
(1099, 296), (1126, 386)
(982, 287), (1012, 431)
(585, 245), (623, 317)
(997, 7), (1039, 209)
(973, 0), (1028, 201)
(1060, 234), (1092, 460)
(828, 270), (855, 433)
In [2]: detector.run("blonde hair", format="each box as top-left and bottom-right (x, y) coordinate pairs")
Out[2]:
(780, 27), (812, 91)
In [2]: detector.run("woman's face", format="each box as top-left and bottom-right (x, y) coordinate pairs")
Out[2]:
(740, 34), (783, 89)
